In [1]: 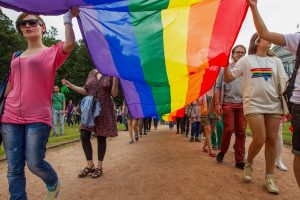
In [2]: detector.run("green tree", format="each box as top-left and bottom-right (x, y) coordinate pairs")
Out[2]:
(0, 9), (26, 80)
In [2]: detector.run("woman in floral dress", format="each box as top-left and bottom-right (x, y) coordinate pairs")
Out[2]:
(62, 69), (118, 178)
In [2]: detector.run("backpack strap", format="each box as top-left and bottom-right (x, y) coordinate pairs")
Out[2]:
(13, 51), (23, 59)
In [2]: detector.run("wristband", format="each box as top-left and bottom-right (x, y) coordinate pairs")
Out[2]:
(63, 11), (73, 25)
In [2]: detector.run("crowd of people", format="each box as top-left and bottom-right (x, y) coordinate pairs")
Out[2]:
(0, 0), (299, 199)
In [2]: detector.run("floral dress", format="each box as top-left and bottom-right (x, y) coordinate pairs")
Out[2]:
(80, 70), (118, 137)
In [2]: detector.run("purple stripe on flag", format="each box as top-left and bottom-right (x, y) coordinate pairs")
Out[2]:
(78, 8), (119, 76)
(78, 8), (144, 117)
(120, 80), (144, 117)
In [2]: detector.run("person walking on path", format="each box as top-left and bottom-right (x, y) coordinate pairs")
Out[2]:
(52, 85), (66, 136)
(62, 69), (118, 179)
(121, 100), (139, 144)
(215, 45), (247, 170)
(0, 9), (77, 200)
(224, 32), (288, 194)
(66, 100), (74, 126)
(247, 0), (300, 189)
(184, 104), (192, 137)
(200, 94), (216, 157)
(190, 99), (201, 142)
(276, 116), (288, 171)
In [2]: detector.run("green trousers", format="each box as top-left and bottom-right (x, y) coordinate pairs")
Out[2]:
(211, 115), (223, 148)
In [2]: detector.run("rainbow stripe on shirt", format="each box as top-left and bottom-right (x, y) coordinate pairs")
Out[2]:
(250, 68), (272, 80)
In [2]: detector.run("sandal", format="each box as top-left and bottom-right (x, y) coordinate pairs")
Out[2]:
(78, 164), (95, 178)
(91, 168), (103, 178)
(135, 134), (139, 142)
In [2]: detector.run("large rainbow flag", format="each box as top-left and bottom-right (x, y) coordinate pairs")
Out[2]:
(0, 0), (248, 118)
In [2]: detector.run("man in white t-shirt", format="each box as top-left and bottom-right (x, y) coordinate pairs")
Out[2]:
(247, 0), (300, 189)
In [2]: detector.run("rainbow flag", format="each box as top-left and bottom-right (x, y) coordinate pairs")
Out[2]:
(0, 0), (248, 118)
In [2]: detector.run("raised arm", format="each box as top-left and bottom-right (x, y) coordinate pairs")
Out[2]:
(224, 67), (236, 83)
(63, 8), (79, 53)
(61, 79), (88, 95)
(247, 0), (286, 46)
(111, 77), (119, 97)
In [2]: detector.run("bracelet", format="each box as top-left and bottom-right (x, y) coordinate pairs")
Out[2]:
(63, 11), (73, 25)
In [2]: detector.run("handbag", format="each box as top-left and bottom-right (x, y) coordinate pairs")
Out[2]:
(283, 42), (300, 113)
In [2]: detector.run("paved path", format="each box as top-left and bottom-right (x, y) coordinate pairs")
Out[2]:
(0, 126), (299, 200)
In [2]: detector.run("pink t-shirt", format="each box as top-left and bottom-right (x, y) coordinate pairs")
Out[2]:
(1, 42), (69, 126)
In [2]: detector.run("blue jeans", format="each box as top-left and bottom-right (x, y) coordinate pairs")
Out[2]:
(52, 109), (64, 136)
(191, 121), (200, 138)
(0, 123), (58, 200)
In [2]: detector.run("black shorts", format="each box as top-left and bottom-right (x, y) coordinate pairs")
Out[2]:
(291, 104), (300, 156)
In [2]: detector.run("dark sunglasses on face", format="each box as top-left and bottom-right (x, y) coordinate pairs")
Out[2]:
(17, 19), (40, 28)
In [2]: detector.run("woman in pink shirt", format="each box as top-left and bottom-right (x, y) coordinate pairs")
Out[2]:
(0, 9), (78, 200)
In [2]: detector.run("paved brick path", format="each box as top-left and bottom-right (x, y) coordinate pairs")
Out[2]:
(0, 126), (299, 200)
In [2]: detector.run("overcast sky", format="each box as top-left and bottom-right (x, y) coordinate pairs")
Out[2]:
(2, 0), (300, 51)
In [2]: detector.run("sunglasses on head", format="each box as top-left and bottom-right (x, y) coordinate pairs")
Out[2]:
(17, 19), (40, 28)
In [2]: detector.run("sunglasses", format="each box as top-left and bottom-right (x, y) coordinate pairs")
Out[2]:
(17, 19), (40, 28)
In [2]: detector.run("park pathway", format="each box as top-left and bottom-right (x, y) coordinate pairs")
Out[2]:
(0, 126), (299, 200)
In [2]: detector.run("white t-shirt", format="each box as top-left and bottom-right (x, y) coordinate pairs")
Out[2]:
(284, 33), (300, 103)
(230, 55), (285, 115)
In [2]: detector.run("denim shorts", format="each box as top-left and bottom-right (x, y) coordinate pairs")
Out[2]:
(291, 104), (300, 155)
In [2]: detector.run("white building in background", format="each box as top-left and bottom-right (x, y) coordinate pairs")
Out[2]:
(272, 45), (296, 77)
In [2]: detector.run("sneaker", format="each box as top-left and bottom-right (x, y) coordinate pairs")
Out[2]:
(244, 163), (253, 182)
(134, 134), (139, 142)
(264, 175), (279, 194)
(276, 160), (288, 171)
(46, 181), (61, 200)
(195, 138), (200, 142)
(129, 140), (134, 144)
(216, 152), (225, 163)
(235, 162), (245, 170)
(189, 138), (194, 142)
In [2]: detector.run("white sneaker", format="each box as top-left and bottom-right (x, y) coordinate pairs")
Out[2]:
(244, 163), (253, 182)
(264, 175), (279, 194)
(46, 181), (61, 200)
(276, 160), (288, 171)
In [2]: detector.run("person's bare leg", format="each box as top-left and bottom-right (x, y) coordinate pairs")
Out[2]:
(275, 122), (287, 171)
(246, 115), (266, 164)
(128, 119), (134, 141)
(265, 117), (280, 175)
(204, 125), (213, 152)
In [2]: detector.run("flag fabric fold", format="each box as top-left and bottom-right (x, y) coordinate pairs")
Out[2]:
(0, 0), (248, 118)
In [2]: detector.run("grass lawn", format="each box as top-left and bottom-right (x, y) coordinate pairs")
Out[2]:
(246, 122), (293, 145)
(0, 123), (125, 158)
